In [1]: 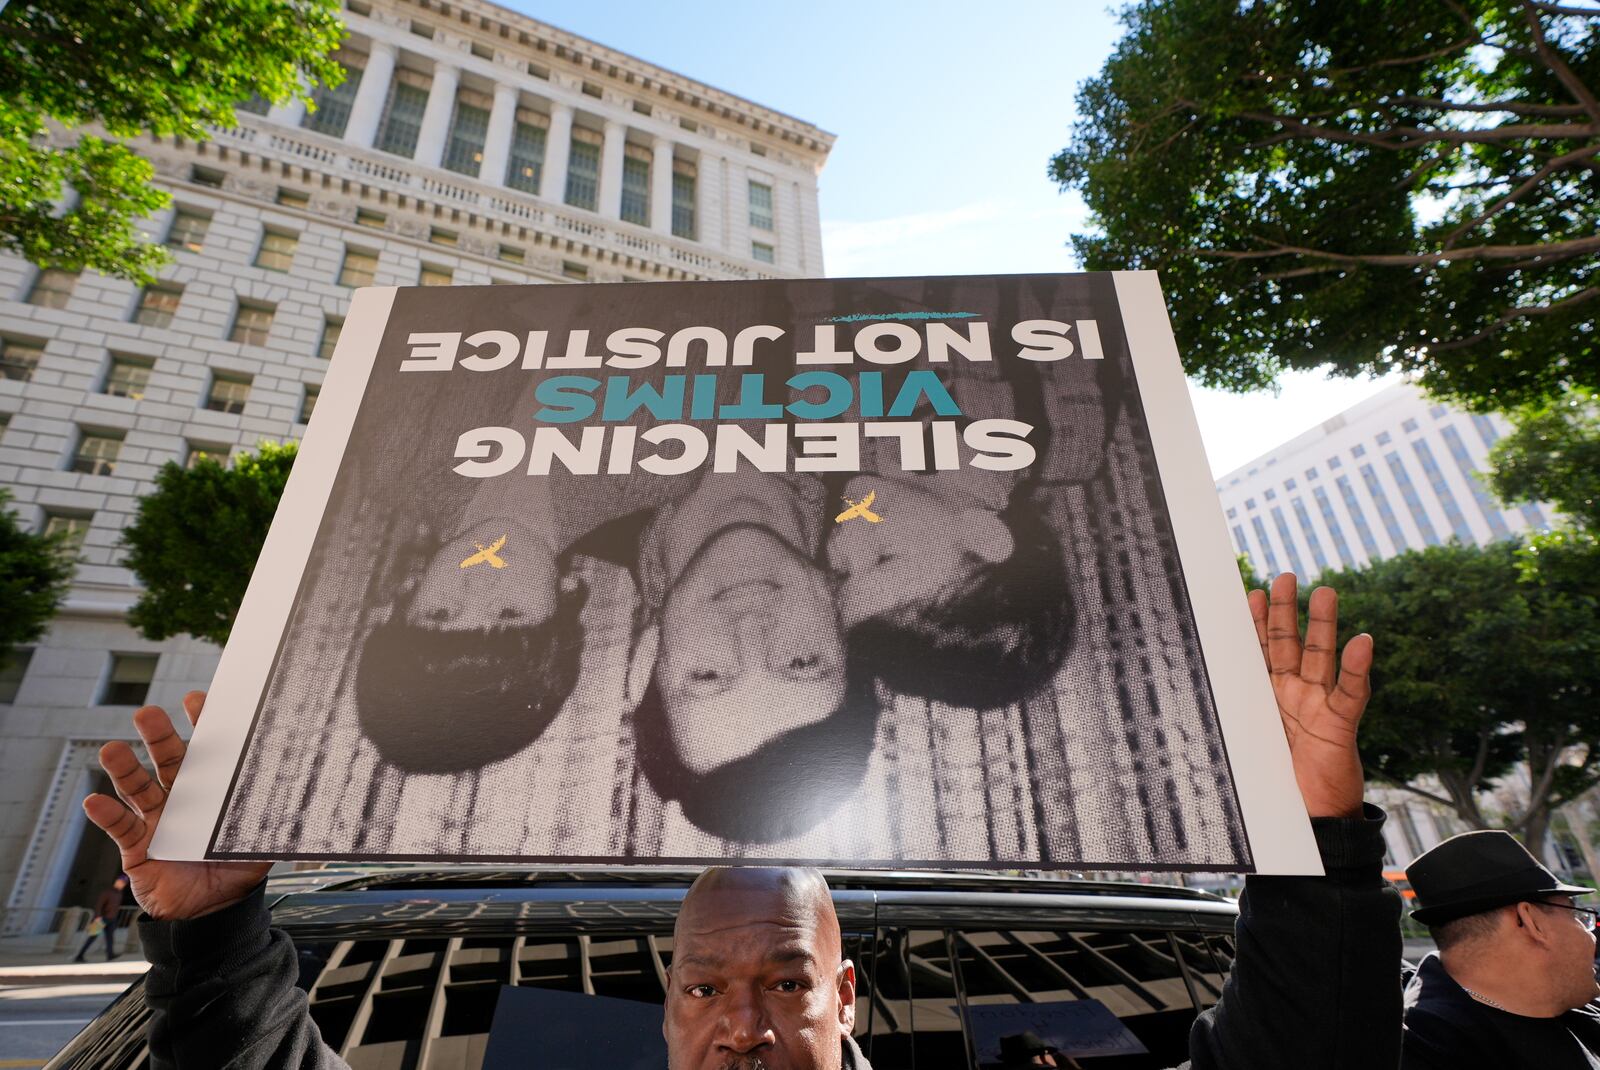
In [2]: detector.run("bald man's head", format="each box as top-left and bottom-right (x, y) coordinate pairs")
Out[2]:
(665, 867), (856, 1070)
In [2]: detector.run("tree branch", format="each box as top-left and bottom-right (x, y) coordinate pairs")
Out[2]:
(1367, 769), (1464, 812)
(1391, 93), (1591, 117)
(1442, 144), (1600, 248)
(1520, 0), (1600, 122)
(1236, 110), (1598, 148)
(1431, 286), (1600, 351)
(1196, 233), (1600, 267)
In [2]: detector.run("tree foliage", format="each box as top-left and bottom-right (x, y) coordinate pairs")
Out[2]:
(0, 0), (345, 283)
(121, 442), (296, 645)
(1328, 538), (1600, 862)
(1052, 0), (1599, 409)
(1487, 388), (1600, 530)
(0, 489), (74, 668)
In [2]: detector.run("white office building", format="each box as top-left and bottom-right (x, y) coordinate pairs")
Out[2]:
(1215, 382), (1551, 583)
(0, 0), (833, 926)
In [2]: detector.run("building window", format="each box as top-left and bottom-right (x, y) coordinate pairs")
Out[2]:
(1264, 487), (1277, 501)
(102, 653), (158, 706)
(133, 284), (183, 328)
(237, 93), (271, 116)
(1402, 418), (1419, 434)
(620, 154), (650, 226)
(527, 62), (549, 80)
(429, 228), (457, 247)
(1359, 463), (1410, 553)
(1439, 424), (1512, 539)
(498, 244), (525, 264)
(565, 138), (601, 211)
(1305, 466), (1319, 480)
(375, 81), (429, 158)
(751, 241), (775, 264)
(229, 301), (276, 346)
(1290, 497), (1330, 574)
(26, 269), (77, 309)
(356, 208), (386, 229)
(506, 120), (546, 193)
(419, 265), (453, 287)
(71, 430), (123, 476)
(205, 372), (252, 414)
(562, 260), (588, 281)
(1250, 515), (1281, 576)
(748, 180), (774, 230)
(1327, 455), (1342, 470)
(1312, 486), (1355, 568)
(0, 337), (44, 382)
(581, 81), (602, 99)
(319, 318), (343, 360)
(1284, 478), (1297, 491)
(1430, 404), (1448, 419)
(1385, 452), (1441, 546)
(1335, 475), (1382, 560)
(443, 102), (489, 177)
(1412, 439), (1475, 544)
(1270, 506), (1308, 578)
(253, 229), (299, 272)
(1244, 497), (1256, 510)
(1226, 507), (1237, 519)
(0, 649), (31, 704)
(165, 208), (211, 252)
(1376, 431), (1392, 446)
(339, 248), (379, 287)
(672, 168), (697, 240)
(186, 442), (226, 468)
(277, 187), (310, 209)
(302, 62), (362, 137)
(300, 383), (321, 423)
(43, 510), (92, 556)
(190, 165), (225, 188)
(103, 355), (154, 399)
(1351, 444), (1366, 458)
(410, 20), (434, 38)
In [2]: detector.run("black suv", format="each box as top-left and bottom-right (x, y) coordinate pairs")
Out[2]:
(47, 867), (1238, 1070)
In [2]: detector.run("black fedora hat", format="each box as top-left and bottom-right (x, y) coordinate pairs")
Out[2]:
(1406, 829), (1592, 926)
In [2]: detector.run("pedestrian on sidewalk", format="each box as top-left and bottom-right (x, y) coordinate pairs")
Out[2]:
(71, 875), (127, 963)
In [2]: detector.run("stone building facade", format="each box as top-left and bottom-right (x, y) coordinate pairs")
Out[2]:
(0, 0), (833, 924)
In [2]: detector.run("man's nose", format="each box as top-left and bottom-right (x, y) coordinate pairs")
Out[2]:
(735, 613), (770, 664)
(716, 987), (774, 1054)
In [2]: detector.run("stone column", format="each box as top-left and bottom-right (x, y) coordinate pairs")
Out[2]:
(650, 135), (674, 235)
(699, 151), (725, 251)
(599, 119), (626, 219)
(413, 62), (460, 169)
(479, 81), (519, 187)
(342, 41), (397, 149)
(541, 101), (573, 204)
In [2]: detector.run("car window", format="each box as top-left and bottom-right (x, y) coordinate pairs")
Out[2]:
(52, 924), (1231, 1069)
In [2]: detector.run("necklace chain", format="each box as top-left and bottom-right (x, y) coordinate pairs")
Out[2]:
(1463, 986), (1508, 1011)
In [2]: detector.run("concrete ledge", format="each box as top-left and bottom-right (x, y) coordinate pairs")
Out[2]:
(0, 960), (147, 987)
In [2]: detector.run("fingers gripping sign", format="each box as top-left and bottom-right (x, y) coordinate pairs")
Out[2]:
(82, 691), (270, 921)
(1248, 574), (1374, 820)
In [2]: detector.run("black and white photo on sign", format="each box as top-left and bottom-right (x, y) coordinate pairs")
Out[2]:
(152, 273), (1315, 872)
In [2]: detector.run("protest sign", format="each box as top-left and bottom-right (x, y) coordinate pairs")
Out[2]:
(152, 272), (1320, 874)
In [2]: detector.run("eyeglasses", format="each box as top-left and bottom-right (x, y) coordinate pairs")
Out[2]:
(1533, 901), (1600, 932)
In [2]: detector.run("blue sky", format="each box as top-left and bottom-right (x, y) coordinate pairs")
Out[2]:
(500, 1), (1398, 475)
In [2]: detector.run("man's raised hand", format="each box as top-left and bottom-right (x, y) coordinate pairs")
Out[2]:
(82, 690), (270, 921)
(1250, 574), (1373, 819)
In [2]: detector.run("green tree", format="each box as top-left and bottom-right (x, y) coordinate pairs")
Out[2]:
(1330, 538), (1600, 862)
(0, 489), (74, 668)
(1237, 552), (1261, 590)
(1487, 389), (1600, 531)
(121, 442), (296, 645)
(1052, 0), (1599, 409)
(0, 0), (345, 283)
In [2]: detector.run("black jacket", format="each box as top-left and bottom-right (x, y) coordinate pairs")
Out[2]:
(140, 807), (1400, 1070)
(1402, 952), (1600, 1069)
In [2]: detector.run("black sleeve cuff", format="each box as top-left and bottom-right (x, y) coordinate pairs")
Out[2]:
(1308, 802), (1388, 876)
(139, 882), (272, 981)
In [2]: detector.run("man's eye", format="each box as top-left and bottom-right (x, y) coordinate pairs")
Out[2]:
(874, 552), (894, 567)
(689, 669), (722, 683)
(788, 654), (820, 672)
(773, 980), (803, 993)
(687, 984), (717, 998)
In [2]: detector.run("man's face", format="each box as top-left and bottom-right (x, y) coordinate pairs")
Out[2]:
(1535, 897), (1600, 1008)
(409, 519), (557, 631)
(665, 871), (854, 1070)
(826, 475), (1012, 628)
(657, 526), (844, 775)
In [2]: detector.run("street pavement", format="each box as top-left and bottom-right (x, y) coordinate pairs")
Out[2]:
(0, 982), (131, 1068)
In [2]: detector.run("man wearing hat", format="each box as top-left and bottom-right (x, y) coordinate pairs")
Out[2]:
(1402, 829), (1600, 1067)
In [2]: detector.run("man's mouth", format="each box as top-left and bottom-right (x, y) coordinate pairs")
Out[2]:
(711, 579), (781, 603)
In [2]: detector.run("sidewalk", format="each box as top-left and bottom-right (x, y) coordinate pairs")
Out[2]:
(0, 937), (147, 987)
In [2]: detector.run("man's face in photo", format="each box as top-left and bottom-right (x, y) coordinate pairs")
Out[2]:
(665, 869), (855, 1070)
(409, 518), (558, 631)
(657, 524), (845, 776)
(826, 474), (1013, 628)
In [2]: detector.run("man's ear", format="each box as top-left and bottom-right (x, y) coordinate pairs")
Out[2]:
(625, 623), (660, 707)
(836, 960), (857, 1033)
(954, 507), (1015, 565)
